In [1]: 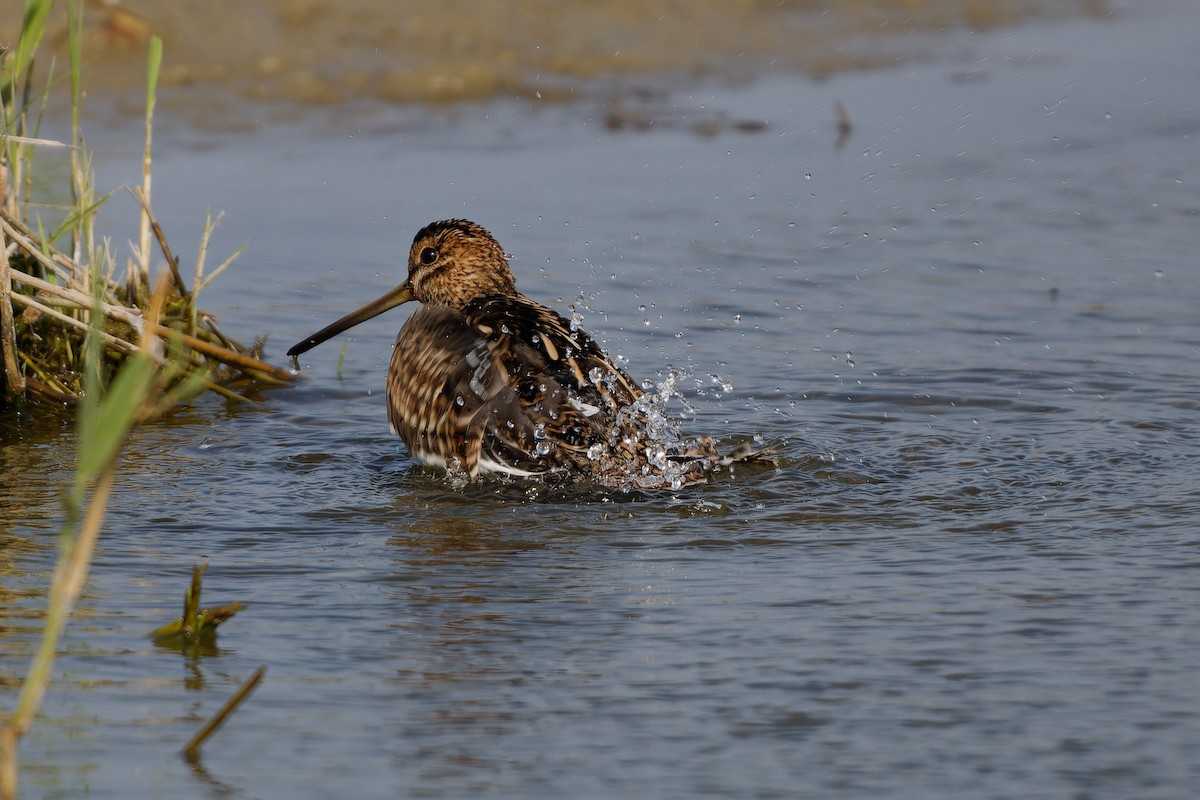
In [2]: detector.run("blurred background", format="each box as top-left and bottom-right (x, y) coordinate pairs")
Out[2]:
(4, 0), (1108, 123)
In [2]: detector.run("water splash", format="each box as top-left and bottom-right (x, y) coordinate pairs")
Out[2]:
(594, 369), (720, 490)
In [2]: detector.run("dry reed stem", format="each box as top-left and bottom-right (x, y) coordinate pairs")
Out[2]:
(8, 260), (297, 383)
(183, 665), (267, 760)
(0, 231), (27, 396)
(1, 201), (296, 405)
(9, 265), (146, 329)
(131, 186), (188, 298)
(150, 325), (294, 384)
(0, 211), (101, 289)
(6, 292), (270, 403)
(9, 292), (138, 355)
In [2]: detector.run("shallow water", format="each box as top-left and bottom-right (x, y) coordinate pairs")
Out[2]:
(3, 1), (1200, 798)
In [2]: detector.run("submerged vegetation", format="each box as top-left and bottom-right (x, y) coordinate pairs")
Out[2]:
(1, 2), (283, 795)
(150, 563), (246, 648)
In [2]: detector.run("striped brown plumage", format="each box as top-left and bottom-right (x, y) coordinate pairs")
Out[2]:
(288, 219), (773, 488)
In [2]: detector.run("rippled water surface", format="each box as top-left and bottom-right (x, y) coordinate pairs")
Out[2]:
(3, 2), (1199, 798)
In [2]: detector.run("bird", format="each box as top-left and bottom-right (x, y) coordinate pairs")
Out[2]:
(287, 219), (774, 489)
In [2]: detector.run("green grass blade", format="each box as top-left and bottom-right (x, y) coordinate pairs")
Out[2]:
(75, 352), (155, 494)
(9, 0), (52, 104)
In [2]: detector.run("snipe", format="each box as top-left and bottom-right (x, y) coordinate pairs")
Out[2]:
(288, 219), (773, 489)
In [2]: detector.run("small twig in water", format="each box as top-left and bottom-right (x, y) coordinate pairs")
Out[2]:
(183, 666), (267, 760)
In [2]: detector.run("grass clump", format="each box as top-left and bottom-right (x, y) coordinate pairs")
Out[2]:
(1, 0), (294, 411)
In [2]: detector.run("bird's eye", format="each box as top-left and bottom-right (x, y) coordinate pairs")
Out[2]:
(419, 247), (438, 265)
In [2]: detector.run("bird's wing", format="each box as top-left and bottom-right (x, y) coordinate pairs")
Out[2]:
(460, 294), (645, 472)
(387, 298), (643, 477)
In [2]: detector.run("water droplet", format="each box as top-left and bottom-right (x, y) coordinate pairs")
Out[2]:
(535, 440), (552, 456)
(455, 395), (465, 407)
(500, 323), (510, 334)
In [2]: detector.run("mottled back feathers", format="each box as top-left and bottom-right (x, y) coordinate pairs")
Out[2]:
(292, 219), (774, 488)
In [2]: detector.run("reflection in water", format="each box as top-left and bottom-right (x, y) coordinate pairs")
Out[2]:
(151, 642), (227, 691)
(382, 518), (622, 790)
(184, 750), (243, 799)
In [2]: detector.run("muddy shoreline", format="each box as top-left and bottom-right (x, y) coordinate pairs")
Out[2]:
(3, 0), (1107, 126)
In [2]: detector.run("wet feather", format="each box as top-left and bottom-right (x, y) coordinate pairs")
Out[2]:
(290, 219), (775, 488)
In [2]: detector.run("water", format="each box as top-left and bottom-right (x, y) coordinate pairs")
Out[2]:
(3, 2), (1199, 798)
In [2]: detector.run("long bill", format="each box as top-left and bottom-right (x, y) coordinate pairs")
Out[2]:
(287, 280), (415, 357)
